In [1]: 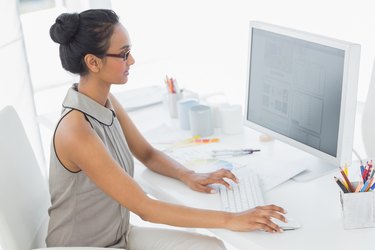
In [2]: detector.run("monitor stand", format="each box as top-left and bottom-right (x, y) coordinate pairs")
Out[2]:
(292, 157), (338, 182)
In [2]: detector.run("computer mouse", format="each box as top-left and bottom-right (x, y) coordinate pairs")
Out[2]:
(273, 217), (301, 230)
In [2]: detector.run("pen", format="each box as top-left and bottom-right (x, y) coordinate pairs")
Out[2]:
(334, 176), (349, 193)
(173, 78), (180, 94)
(339, 167), (355, 192)
(344, 164), (348, 176)
(340, 177), (349, 190)
(362, 167), (368, 182)
(354, 182), (363, 193)
(369, 169), (375, 180)
(365, 179), (374, 192)
(360, 161), (365, 176)
(364, 177), (374, 192)
(360, 177), (373, 192)
(213, 149), (260, 153)
(364, 161), (373, 181)
(212, 149), (260, 157)
(354, 175), (363, 193)
(367, 164), (373, 181)
(370, 181), (375, 191)
(165, 75), (176, 94)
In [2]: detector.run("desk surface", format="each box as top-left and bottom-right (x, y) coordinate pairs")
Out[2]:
(129, 103), (375, 250)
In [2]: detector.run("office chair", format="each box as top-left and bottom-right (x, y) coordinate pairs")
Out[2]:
(0, 106), (117, 250)
(362, 60), (375, 158)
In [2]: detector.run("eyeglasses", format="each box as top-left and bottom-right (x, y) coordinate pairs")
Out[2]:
(105, 50), (131, 61)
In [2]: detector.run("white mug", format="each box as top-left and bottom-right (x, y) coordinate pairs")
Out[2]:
(220, 105), (243, 135)
(205, 94), (228, 128)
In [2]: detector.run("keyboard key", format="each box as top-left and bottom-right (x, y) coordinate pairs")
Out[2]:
(219, 173), (264, 212)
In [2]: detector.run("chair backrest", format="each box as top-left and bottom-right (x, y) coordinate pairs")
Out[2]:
(362, 61), (375, 158)
(0, 106), (50, 250)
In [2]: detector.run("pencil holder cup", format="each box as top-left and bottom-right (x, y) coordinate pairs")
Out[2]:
(340, 191), (375, 229)
(167, 92), (181, 118)
(189, 105), (214, 137)
(177, 98), (199, 130)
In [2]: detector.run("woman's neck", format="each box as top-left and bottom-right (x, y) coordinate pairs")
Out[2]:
(78, 76), (111, 106)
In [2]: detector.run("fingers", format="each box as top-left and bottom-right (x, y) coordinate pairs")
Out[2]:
(250, 205), (287, 233)
(186, 169), (239, 193)
(229, 208), (285, 233)
(210, 178), (232, 189)
(205, 169), (239, 189)
(197, 174), (234, 190)
(253, 205), (287, 225)
(212, 168), (239, 183)
(254, 219), (283, 233)
(188, 181), (217, 194)
(197, 185), (216, 194)
(258, 204), (287, 215)
(234, 205), (287, 233)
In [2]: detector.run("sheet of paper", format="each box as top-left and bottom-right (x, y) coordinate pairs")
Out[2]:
(166, 146), (306, 191)
(142, 124), (306, 191)
(228, 154), (307, 191)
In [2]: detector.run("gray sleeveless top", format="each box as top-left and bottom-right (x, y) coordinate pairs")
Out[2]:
(46, 84), (134, 248)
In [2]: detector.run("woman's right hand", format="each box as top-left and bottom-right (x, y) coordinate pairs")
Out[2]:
(226, 204), (287, 233)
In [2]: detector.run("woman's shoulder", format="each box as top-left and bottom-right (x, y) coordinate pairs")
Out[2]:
(53, 109), (98, 172)
(55, 109), (94, 142)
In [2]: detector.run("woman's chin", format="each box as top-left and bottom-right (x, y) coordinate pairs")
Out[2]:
(112, 78), (129, 85)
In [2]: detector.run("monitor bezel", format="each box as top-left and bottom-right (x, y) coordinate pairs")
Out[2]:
(244, 21), (361, 166)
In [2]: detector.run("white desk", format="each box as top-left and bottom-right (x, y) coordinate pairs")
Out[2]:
(129, 103), (375, 250)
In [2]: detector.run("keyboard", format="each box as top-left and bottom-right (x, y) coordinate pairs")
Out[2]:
(219, 173), (264, 212)
(219, 172), (302, 230)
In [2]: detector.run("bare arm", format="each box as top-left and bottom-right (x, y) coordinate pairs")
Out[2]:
(54, 110), (286, 232)
(109, 94), (237, 192)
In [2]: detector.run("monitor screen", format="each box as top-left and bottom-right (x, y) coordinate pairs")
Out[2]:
(244, 21), (360, 181)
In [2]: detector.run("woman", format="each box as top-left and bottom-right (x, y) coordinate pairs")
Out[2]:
(47, 9), (286, 249)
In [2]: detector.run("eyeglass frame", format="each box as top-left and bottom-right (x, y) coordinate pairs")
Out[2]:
(105, 50), (131, 61)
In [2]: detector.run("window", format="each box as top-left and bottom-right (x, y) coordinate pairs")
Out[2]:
(18, 0), (56, 14)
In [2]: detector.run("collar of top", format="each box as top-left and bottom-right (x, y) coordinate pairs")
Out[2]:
(62, 84), (116, 126)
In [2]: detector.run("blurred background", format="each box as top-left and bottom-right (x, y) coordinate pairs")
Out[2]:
(1, 2), (373, 248)
(0, 0), (373, 176)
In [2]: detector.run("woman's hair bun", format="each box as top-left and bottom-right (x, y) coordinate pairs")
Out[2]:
(49, 13), (80, 45)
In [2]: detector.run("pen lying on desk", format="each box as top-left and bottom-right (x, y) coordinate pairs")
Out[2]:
(212, 149), (260, 157)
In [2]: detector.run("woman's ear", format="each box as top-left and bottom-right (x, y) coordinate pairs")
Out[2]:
(83, 54), (102, 73)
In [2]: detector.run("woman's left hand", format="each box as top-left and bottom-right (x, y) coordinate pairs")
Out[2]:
(182, 168), (239, 193)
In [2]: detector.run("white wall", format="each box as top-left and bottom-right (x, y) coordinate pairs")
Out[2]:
(2, 0), (372, 169)
(111, 0), (374, 104)
(19, 0), (112, 167)
(0, 0), (45, 175)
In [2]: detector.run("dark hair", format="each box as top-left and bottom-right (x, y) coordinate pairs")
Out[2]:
(49, 9), (119, 75)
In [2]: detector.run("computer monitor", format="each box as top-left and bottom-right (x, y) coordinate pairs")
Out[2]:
(244, 21), (361, 181)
